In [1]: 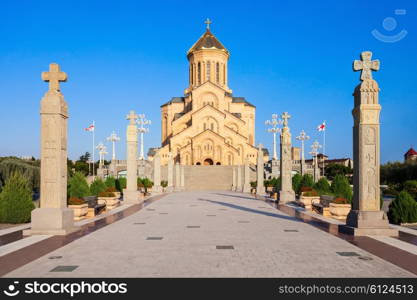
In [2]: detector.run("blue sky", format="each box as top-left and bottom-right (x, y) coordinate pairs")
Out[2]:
(0, 0), (415, 163)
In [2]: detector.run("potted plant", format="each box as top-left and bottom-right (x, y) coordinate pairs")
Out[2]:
(264, 180), (274, 192)
(329, 197), (351, 219)
(298, 187), (320, 210)
(161, 180), (168, 192)
(141, 178), (153, 195)
(98, 191), (120, 210)
(67, 197), (88, 220)
(250, 181), (257, 194)
(137, 178), (144, 193)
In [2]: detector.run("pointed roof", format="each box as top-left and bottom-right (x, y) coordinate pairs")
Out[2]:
(405, 148), (417, 156)
(187, 29), (229, 56)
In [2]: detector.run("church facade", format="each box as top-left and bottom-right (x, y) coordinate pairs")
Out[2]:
(156, 24), (263, 166)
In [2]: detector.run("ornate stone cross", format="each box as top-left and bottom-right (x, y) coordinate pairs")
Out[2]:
(353, 51), (380, 81)
(281, 112), (291, 127)
(205, 18), (212, 30)
(126, 110), (138, 125)
(41, 63), (67, 92)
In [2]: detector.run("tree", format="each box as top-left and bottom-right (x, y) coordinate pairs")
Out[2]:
(325, 163), (353, 180)
(387, 191), (417, 225)
(105, 176), (116, 188)
(0, 172), (35, 223)
(314, 177), (331, 195)
(403, 180), (417, 199)
(90, 178), (106, 196)
(292, 173), (302, 194)
(299, 174), (314, 193)
(115, 177), (126, 192)
(68, 172), (90, 199)
(0, 158), (40, 193)
(331, 174), (352, 201)
(79, 152), (91, 163)
(74, 161), (89, 176)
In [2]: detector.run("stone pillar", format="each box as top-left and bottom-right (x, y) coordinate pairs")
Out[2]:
(26, 63), (78, 235)
(256, 145), (266, 196)
(236, 165), (242, 192)
(243, 158), (251, 193)
(313, 156), (320, 182)
(152, 150), (162, 194)
(123, 110), (140, 203)
(174, 162), (181, 192)
(343, 51), (397, 236)
(180, 165), (185, 191)
(271, 158), (279, 178)
(231, 166), (236, 191)
(279, 112), (295, 203)
(166, 152), (174, 192)
(138, 159), (146, 178)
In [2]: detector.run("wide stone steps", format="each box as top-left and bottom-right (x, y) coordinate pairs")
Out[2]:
(183, 166), (233, 190)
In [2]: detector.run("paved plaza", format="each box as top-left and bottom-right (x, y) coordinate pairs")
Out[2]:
(5, 192), (414, 278)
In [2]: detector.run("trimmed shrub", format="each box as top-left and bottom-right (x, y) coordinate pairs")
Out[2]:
(314, 177), (331, 194)
(404, 180), (417, 199)
(0, 172), (35, 223)
(104, 176), (116, 188)
(161, 180), (168, 188)
(292, 174), (302, 194)
(115, 177), (126, 191)
(299, 174), (314, 194)
(387, 191), (417, 225)
(250, 181), (257, 188)
(89, 178), (106, 196)
(68, 172), (90, 199)
(331, 174), (352, 202)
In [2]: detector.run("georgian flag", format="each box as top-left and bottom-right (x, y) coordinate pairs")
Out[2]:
(317, 121), (326, 131)
(85, 124), (95, 132)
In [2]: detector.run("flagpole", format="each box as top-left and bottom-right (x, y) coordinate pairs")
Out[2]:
(323, 120), (326, 178)
(92, 120), (95, 177)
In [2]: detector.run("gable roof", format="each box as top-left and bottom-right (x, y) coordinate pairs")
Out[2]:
(405, 148), (417, 156)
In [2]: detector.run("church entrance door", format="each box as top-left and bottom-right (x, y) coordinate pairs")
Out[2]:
(203, 158), (214, 165)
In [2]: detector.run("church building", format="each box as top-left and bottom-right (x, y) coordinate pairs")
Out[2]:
(156, 21), (263, 166)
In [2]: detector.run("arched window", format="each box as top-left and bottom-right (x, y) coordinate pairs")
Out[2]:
(206, 61), (211, 81)
(197, 62), (201, 85)
(216, 62), (220, 84)
(210, 123), (214, 131)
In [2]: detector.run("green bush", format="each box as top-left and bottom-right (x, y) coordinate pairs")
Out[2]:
(387, 191), (417, 225)
(116, 177), (126, 191)
(161, 180), (168, 188)
(331, 174), (352, 202)
(292, 174), (302, 194)
(0, 172), (35, 223)
(299, 174), (314, 194)
(0, 158), (40, 192)
(89, 177), (106, 196)
(403, 180), (417, 199)
(68, 172), (90, 198)
(250, 181), (257, 188)
(274, 177), (281, 190)
(104, 176), (116, 188)
(141, 178), (153, 193)
(314, 177), (331, 195)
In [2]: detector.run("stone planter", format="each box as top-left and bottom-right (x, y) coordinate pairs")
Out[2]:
(329, 203), (351, 220)
(113, 191), (121, 199)
(98, 197), (120, 210)
(68, 204), (88, 221)
(298, 195), (320, 210)
(266, 186), (274, 192)
(251, 188), (256, 194)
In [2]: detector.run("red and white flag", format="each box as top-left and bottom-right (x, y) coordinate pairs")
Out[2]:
(85, 124), (95, 132)
(317, 121), (326, 132)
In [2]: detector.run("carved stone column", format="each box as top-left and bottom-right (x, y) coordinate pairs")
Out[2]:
(236, 165), (242, 192)
(123, 110), (140, 203)
(342, 51), (397, 236)
(27, 63), (78, 235)
(174, 162), (181, 192)
(166, 152), (174, 192)
(231, 166), (236, 191)
(152, 150), (162, 194)
(256, 145), (266, 196)
(243, 158), (251, 193)
(279, 112), (295, 203)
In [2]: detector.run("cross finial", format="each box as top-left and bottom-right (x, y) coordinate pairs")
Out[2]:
(41, 63), (67, 92)
(126, 110), (138, 125)
(205, 18), (212, 30)
(353, 51), (380, 81)
(281, 112), (291, 127)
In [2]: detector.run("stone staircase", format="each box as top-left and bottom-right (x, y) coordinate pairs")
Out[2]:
(183, 165), (233, 190)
